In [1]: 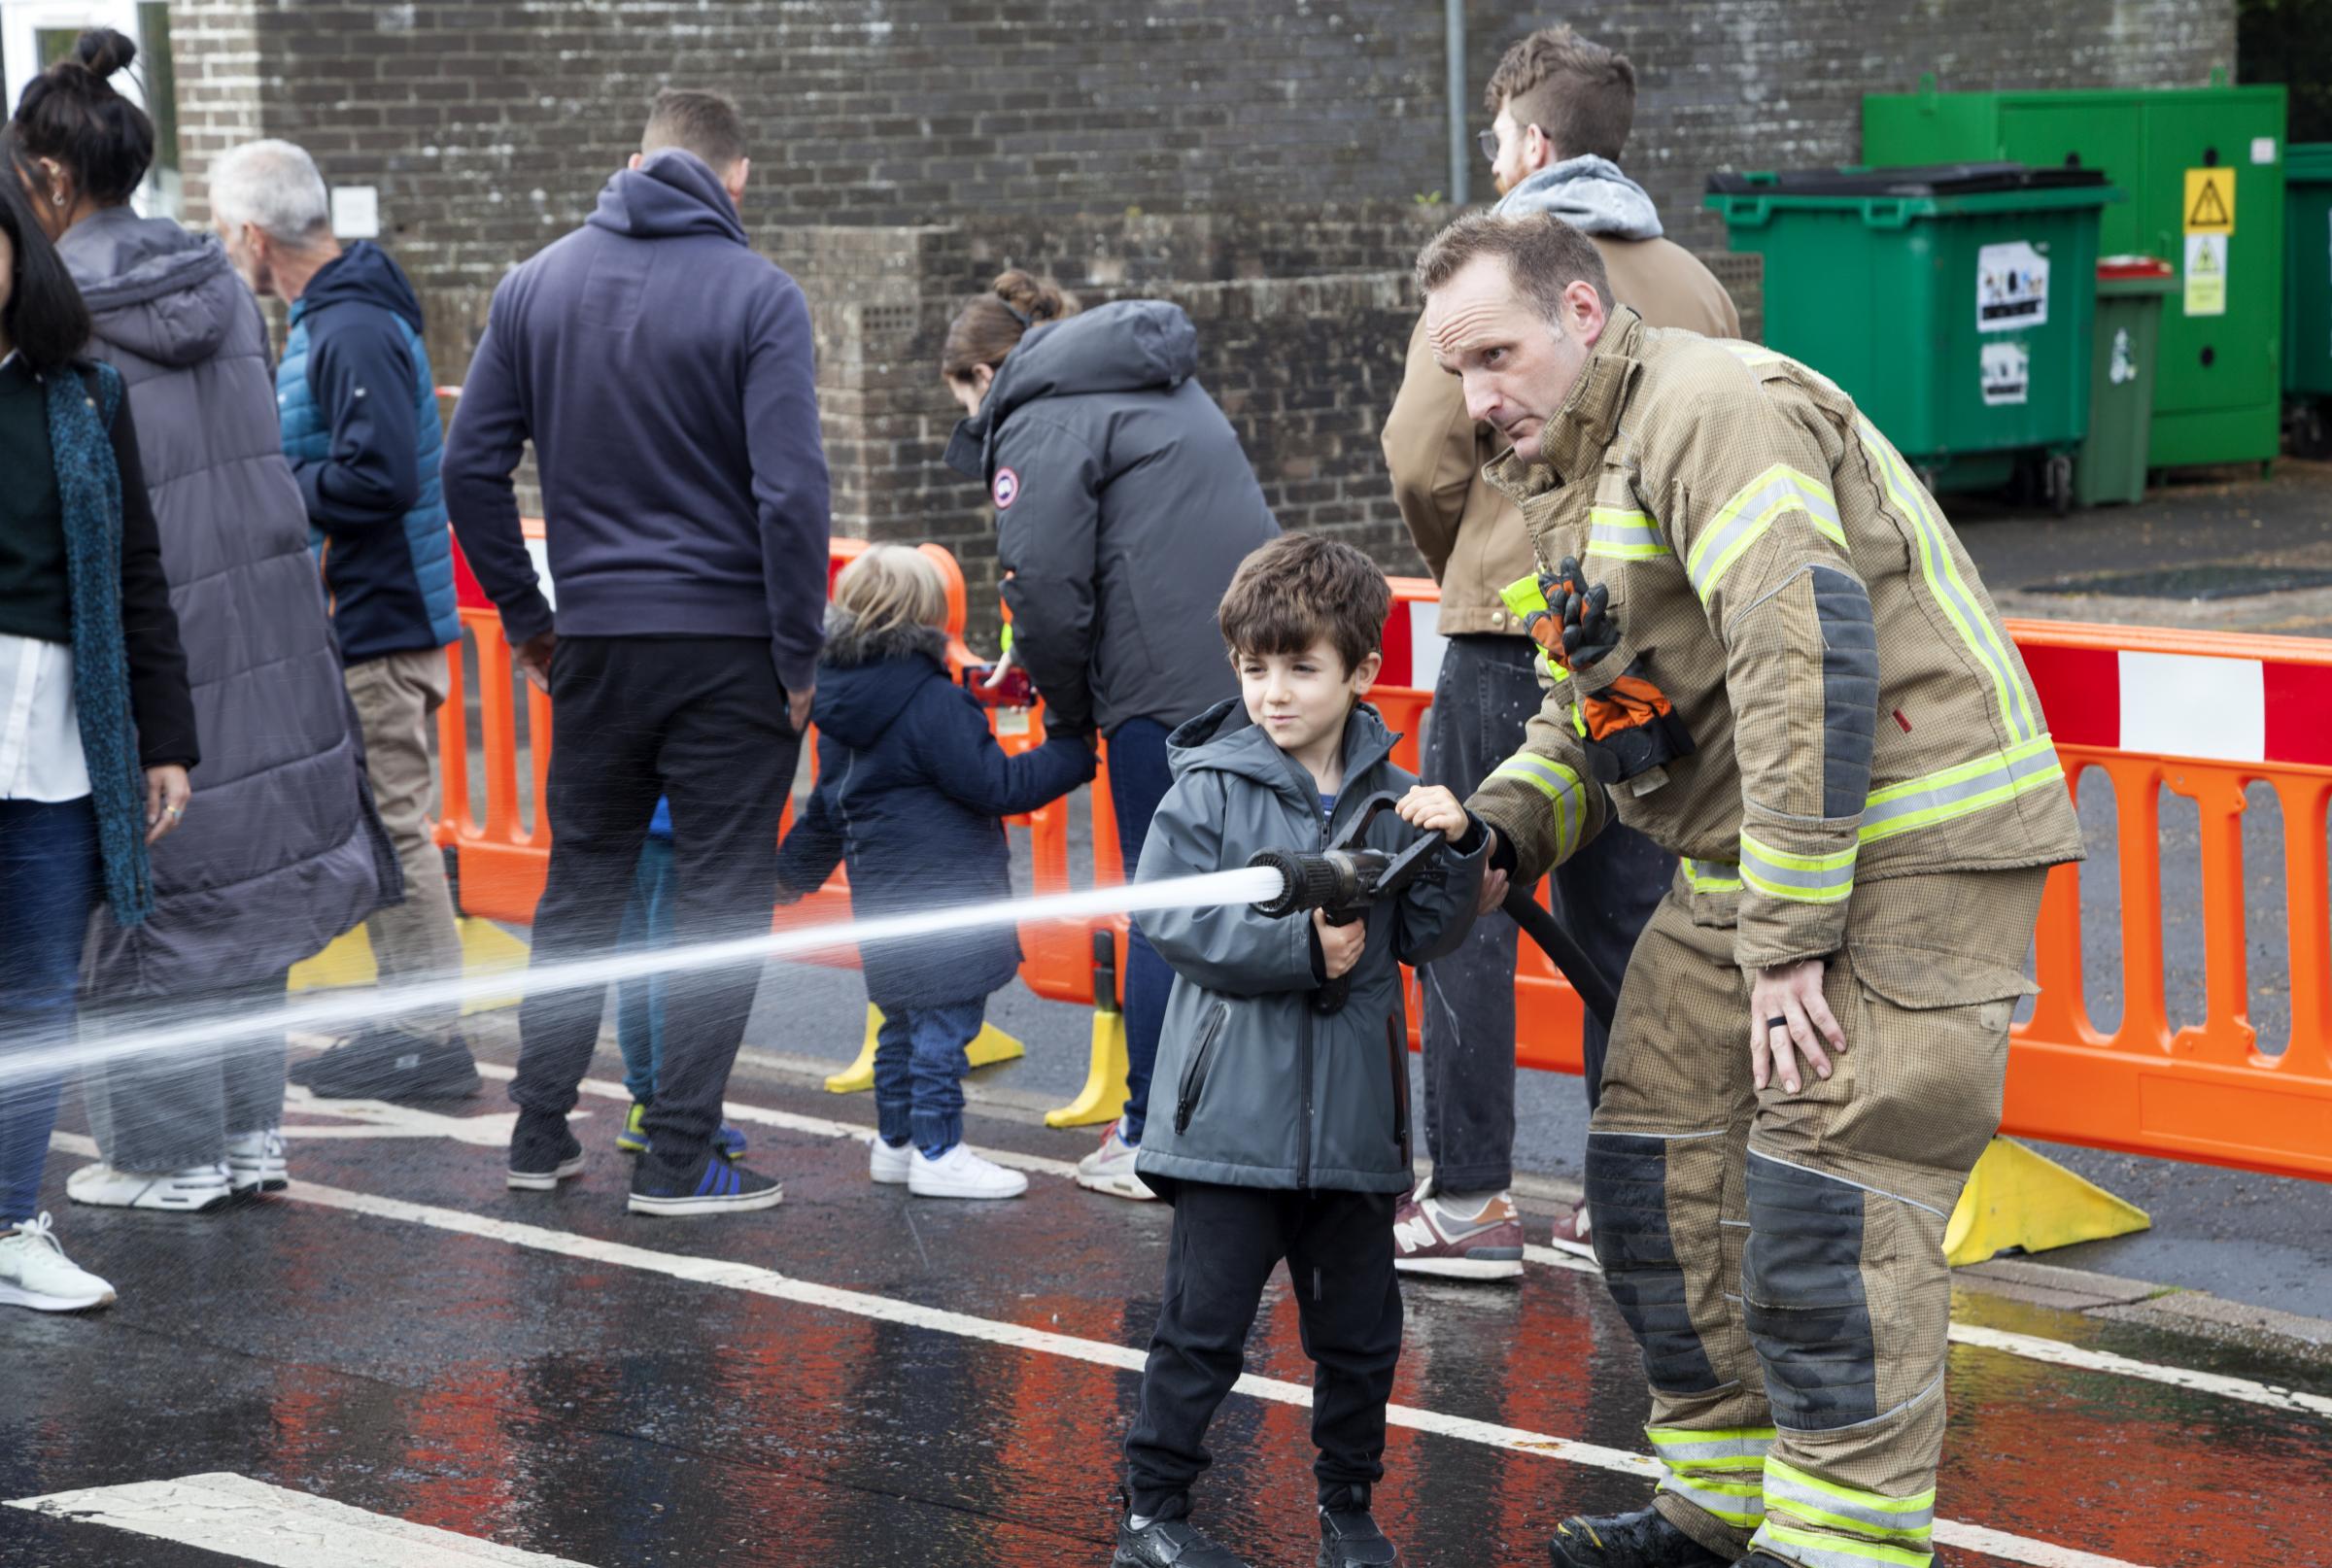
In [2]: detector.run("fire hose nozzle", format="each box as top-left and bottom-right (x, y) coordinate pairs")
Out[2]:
(1248, 846), (1381, 919)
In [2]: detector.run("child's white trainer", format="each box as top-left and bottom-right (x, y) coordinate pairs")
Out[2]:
(869, 1134), (912, 1185)
(908, 1142), (1027, 1200)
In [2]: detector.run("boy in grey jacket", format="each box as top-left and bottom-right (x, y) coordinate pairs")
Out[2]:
(1115, 535), (1487, 1568)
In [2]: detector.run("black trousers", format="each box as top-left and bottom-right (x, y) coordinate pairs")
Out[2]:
(508, 636), (800, 1180)
(1124, 1181), (1402, 1517)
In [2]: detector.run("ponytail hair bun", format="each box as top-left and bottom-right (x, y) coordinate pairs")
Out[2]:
(75, 26), (138, 80)
(941, 270), (1080, 382)
(10, 26), (154, 208)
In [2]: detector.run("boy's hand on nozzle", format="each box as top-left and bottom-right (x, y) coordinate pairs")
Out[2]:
(1396, 785), (1471, 844)
(1313, 909), (1366, 980)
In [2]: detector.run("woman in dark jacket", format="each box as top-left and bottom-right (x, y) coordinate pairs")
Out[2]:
(0, 170), (194, 1312)
(941, 270), (1278, 1199)
(11, 32), (396, 1217)
(776, 546), (1092, 1201)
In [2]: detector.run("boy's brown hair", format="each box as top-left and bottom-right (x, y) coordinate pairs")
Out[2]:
(1217, 533), (1390, 677)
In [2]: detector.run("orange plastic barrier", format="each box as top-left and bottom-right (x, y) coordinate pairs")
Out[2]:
(438, 535), (2332, 1182)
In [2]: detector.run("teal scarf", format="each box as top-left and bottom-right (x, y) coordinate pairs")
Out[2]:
(44, 359), (152, 926)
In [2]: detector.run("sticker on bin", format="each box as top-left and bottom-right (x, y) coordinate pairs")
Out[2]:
(2109, 328), (2139, 386)
(2251, 137), (2277, 166)
(1977, 242), (2048, 332)
(2184, 233), (2228, 318)
(1981, 342), (2030, 406)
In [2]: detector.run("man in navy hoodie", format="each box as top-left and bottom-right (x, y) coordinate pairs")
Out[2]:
(210, 138), (479, 1100)
(443, 88), (830, 1217)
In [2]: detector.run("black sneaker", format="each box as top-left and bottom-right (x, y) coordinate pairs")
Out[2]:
(626, 1153), (783, 1216)
(1112, 1514), (1252, 1567)
(507, 1123), (584, 1191)
(1317, 1494), (1399, 1566)
(292, 1025), (482, 1104)
(1546, 1506), (1732, 1568)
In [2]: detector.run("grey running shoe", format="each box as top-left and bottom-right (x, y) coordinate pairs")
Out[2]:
(1390, 1179), (1525, 1280)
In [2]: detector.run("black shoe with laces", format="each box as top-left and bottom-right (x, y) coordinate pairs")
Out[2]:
(506, 1120), (584, 1191)
(1316, 1483), (1399, 1566)
(1546, 1505), (1733, 1568)
(626, 1151), (783, 1216)
(1112, 1513), (1252, 1567)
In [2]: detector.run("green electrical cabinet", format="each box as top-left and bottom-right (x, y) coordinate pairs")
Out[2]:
(1865, 74), (2287, 471)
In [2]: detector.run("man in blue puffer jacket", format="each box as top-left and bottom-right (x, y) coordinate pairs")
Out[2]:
(211, 139), (474, 1089)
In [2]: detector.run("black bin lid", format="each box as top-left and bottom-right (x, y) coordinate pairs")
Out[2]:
(1705, 162), (2110, 197)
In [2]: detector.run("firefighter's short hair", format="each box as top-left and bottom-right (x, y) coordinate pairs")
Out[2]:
(1414, 210), (1614, 324)
(1485, 25), (1635, 164)
(1217, 533), (1389, 679)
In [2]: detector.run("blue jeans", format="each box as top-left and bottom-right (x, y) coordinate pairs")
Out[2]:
(873, 998), (988, 1157)
(1107, 718), (1176, 1145)
(613, 835), (676, 1105)
(0, 799), (98, 1224)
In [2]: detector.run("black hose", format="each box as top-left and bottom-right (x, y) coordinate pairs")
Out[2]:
(1500, 887), (1620, 1032)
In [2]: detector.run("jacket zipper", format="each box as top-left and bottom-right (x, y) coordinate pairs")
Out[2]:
(1298, 797), (1334, 1190)
(1174, 1003), (1228, 1134)
(1387, 1016), (1410, 1152)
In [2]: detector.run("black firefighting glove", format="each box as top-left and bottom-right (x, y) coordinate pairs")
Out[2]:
(1522, 558), (1694, 784)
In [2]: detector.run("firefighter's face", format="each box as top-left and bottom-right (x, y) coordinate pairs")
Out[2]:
(1425, 253), (1606, 464)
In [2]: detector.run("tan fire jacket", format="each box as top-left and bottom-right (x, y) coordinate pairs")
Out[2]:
(1467, 309), (2084, 970)
(1383, 234), (1740, 636)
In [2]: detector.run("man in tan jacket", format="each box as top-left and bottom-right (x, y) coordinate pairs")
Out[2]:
(1417, 210), (2082, 1568)
(1380, 25), (1740, 1280)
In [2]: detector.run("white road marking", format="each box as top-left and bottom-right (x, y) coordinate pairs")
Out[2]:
(6, 1472), (593, 1567)
(267, 1174), (2138, 1568)
(474, 1069), (2332, 1424)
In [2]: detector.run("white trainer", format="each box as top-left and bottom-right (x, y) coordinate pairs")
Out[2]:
(908, 1142), (1028, 1200)
(225, 1129), (290, 1195)
(67, 1161), (232, 1213)
(1074, 1119), (1155, 1202)
(869, 1134), (912, 1185)
(0, 1214), (116, 1312)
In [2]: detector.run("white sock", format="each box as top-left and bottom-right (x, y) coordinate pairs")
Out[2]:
(1128, 1513), (1154, 1531)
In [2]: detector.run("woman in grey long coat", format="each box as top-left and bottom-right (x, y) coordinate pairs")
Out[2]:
(9, 32), (396, 1213)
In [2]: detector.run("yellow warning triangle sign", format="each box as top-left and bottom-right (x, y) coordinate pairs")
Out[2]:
(2185, 167), (2235, 233)
(2189, 179), (2230, 228)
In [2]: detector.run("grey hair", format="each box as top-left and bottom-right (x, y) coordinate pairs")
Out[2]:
(208, 139), (332, 243)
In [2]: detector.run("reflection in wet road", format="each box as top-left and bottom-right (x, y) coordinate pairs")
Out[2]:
(2, 1058), (2322, 1568)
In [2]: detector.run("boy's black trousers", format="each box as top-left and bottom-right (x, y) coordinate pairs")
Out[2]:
(1124, 1180), (1402, 1517)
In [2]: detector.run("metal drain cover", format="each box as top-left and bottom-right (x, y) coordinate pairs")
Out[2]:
(2025, 564), (2332, 600)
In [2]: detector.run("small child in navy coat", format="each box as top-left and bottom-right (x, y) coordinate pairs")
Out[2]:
(776, 546), (1094, 1199)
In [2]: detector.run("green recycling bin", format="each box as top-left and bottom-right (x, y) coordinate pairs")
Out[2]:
(1706, 164), (2115, 498)
(2076, 257), (2175, 506)
(1865, 75), (2289, 472)
(2287, 145), (2332, 398)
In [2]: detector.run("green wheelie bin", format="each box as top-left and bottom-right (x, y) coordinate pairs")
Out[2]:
(1706, 163), (2116, 504)
(2076, 257), (2176, 505)
(2288, 144), (2332, 456)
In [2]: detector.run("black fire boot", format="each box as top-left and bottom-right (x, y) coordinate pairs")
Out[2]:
(1316, 1483), (1398, 1566)
(1546, 1505), (1733, 1568)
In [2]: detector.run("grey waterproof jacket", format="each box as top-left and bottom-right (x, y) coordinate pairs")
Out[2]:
(1132, 699), (1485, 1194)
(943, 300), (1279, 738)
(63, 207), (398, 998)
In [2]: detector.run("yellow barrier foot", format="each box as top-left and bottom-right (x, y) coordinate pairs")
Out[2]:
(1045, 1009), (1130, 1128)
(1945, 1137), (2151, 1267)
(288, 919), (532, 1015)
(827, 1007), (1026, 1093)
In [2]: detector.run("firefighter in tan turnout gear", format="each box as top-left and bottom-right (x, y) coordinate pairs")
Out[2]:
(1416, 211), (2084, 1568)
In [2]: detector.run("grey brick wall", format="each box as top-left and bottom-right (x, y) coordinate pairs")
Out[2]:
(165, 0), (2235, 629)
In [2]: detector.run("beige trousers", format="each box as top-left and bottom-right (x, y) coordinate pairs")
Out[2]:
(1587, 868), (2048, 1568)
(344, 646), (463, 1040)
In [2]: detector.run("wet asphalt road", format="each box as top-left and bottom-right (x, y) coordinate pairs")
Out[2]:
(7, 1026), (2329, 1568)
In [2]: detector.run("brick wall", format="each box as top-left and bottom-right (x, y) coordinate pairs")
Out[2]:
(164, 0), (2233, 629)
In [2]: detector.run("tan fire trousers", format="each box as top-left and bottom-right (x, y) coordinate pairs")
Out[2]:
(1585, 867), (2048, 1568)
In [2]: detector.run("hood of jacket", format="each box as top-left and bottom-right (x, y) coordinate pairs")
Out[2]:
(585, 149), (749, 246)
(297, 239), (426, 335)
(809, 614), (949, 750)
(1166, 697), (1401, 807)
(944, 298), (1199, 477)
(1495, 155), (1664, 240)
(57, 207), (247, 370)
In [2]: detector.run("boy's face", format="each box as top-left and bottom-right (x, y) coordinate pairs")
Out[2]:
(1235, 635), (1382, 758)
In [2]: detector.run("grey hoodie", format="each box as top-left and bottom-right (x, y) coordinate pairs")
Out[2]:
(63, 206), (397, 998)
(1496, 154), (1665, 240)
(1131, 699), (1485, 1194)
(944, 300), (1279, 738)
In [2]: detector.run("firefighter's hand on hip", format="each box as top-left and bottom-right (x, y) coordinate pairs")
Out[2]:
(1749, 958), (1845, 1095)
